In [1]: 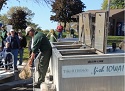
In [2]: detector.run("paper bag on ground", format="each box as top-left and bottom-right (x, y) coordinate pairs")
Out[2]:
(19, 64), (31, 79)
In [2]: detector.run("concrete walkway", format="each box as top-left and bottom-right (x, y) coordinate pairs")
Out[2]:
(0, 78), (33, 91)
(0, 63), (33, 91)
(0, 61), (55, 91)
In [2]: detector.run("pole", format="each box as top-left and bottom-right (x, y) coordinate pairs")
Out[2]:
(107, 0), (111, 31)
(105, 0), (111, 54)
(107, 0), (111, 11)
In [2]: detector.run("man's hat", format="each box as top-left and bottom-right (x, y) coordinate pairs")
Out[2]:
(10, 29), (15, 32)
(25, 26), (32, 36)
(18, 30), (22, 33)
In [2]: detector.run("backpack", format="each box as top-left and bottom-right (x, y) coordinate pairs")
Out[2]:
(57, 25), (63, 32)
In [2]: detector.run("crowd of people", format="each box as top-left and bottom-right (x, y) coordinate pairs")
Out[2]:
(0, 25), (27, 71)
(0, 24), (75, 88)
(0, 25), (52, 88)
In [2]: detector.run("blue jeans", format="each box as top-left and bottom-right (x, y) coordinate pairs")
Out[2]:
(19, 48), (24, 65)
(58, 32), (62, 39)
(11, 49), (18, 67)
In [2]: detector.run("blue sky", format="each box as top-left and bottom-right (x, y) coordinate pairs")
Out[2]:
(0, 0), (103, 30)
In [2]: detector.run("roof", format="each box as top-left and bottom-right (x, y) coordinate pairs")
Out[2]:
(86, 9), (124, 17)
(72, 9), (124, 18)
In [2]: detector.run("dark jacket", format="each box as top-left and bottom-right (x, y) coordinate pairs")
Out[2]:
(32, 31), (52, 54)
(19, 36), (27, 48)
(6, 35), (20, 49)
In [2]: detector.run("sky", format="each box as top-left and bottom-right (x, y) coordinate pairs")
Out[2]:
(0, 0), (103, 30)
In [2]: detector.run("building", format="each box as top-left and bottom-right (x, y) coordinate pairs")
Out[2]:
(72, 9), (125, 36)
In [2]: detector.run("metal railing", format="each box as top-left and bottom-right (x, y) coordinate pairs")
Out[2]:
(32, 52), (43, 91)
(0, 52), (14, 79)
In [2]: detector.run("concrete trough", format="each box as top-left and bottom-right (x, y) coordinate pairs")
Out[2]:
(52, 42), (91, 50)
(60, 49), (97, 56)
(51, 49), (124, 91)
(54, 44), (83, 50)
(49, 12), (125, 91)
(52, 41), (78, 45)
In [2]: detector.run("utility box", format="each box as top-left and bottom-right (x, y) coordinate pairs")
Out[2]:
(50, 12), (125, 91)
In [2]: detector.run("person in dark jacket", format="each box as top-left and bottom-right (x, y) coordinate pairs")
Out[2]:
(6, 29), (20, 70)
(25, 26), (52, 88)
(18, 31), (27, 65)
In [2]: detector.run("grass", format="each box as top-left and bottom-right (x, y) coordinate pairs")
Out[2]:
(107, 36), (124, 46)
(108, 36), (124, 40)
(23, 47), (30, 62)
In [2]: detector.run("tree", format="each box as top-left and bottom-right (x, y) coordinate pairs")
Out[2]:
(101, 0), (124, 10)
(50, 0), (86, 30)
(7, 6), (35, 22)
(0, 0), (52, 11)
(8, 6), (34, 31)
(0, 6), (34, 27)
(10, 9), (27, 30)
(0, 0), (7, 10)
(0, 14), (8, 24)
(0, 6), (41, 31)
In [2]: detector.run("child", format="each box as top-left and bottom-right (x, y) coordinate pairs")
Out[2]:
(0, 46), (3, 67)
(2, 42), (12, 70)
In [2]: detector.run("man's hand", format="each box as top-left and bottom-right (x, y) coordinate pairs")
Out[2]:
(28, 59), (33, 67)
(28, 52), (35, 67)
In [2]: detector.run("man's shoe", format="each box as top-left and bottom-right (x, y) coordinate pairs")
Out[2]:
(34, 84), (40, 88)
(14, 67), (18, 70)
(14, 67), (18, 72)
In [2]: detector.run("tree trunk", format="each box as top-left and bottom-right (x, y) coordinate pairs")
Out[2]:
(64, 21), (66, 32)
(0, 0), (7, 10)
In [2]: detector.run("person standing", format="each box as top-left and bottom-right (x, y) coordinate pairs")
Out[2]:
(18, 31), (27, 65)
(6, 29), (20, 70)
(25, 26), (52, 88)
(46, 29), (57, 42)
(1, 25), (7, 49)
(70, 28), (75, 38)
(57, 23), (63, 39)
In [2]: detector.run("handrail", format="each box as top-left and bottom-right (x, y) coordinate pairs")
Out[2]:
(0, 52), (14, 74)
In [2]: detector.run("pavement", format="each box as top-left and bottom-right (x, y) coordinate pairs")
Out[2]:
(0, 78), (33, 91)
(0, 62), (55, 91)
(0, 62), (34, 91)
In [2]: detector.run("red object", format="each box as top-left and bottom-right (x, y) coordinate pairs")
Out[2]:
(57, 25), (63, 32)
